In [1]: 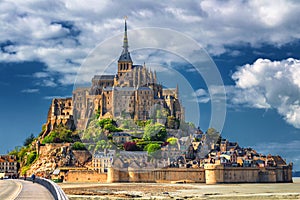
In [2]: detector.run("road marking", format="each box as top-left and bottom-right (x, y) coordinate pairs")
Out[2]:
(11, 180), (23, 200)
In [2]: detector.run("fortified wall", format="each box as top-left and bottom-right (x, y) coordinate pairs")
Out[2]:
(107, 164), (293, 184)
(107, 167), (206, 183)
(204, 164), (293, 184)
(66, 170), (107, 182)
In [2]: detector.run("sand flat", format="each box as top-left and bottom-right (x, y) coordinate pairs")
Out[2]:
(60, 177), (300, 199)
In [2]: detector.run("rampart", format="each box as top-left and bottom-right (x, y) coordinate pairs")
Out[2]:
(107, 164), (293, 184)
(204, 164), (293, 184)
(107, 167), (206, 183)
(66, 170), (107, 182)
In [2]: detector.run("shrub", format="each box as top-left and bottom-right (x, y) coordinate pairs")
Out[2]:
(21, 166), (30, 175)
(97, 118), (123, 132)
(42, 127), (73, 144)
(72, 142), (86, 150)
(143, 123), (167, 141)
(124, 142), (138, 151)
(26, 151), (37, 166)
(103, 124), (122, 132)
(145, 143), (161, 159)
(167, 137), (178, 145)
(97, 118), (114, 128)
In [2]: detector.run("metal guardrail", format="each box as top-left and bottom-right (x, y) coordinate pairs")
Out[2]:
(26, 177), (69, 200)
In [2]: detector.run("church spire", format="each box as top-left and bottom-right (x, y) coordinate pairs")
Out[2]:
(118, 16), (132, 62)
(123, 16), (129, 53)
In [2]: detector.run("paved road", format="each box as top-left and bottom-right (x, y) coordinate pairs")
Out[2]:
(0, 179), (21, 200)
(0, 179), (54, 200)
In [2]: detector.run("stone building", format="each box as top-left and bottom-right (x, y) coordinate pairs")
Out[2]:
(73, 19), (183, 130)
(0, 155), (18, 178)
(92, 149), (115, 173)
(112, 132), (132, 144)
(42, 19), (183, 133)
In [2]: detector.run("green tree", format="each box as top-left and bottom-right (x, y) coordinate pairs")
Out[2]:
(145, 143), (161, 159)
(97, 118), (114, 128)
(103, 123), (122, 132)
(72, 142), (86, 150)
(143, 123), (167, 141)
(95, 109), (100, 119)
(97, 118), (122, 132)
(18, 147), (29, 162)
(26, 151), (37, 166)
(167, 137), (178, 145)
(95, 140), (112, 152)
(88, 144), (95, 151)
(23, 133), (35, 146)
(8, 146), (21, 160)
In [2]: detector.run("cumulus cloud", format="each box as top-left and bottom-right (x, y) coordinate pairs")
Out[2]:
(1, 0), (300, 86)
(195, 58), (300, 129)
(21, 88), (39, 93)
(192, 88), (210, 103)
(231, 58), (300, 128)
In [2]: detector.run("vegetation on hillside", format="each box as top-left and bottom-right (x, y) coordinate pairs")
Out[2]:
(42, 125), (79, 144)
(9, 125), (79, 175)
(143, 123), (167, 141)
(72, 141), (86, 150)
(9, 133), (39, 175)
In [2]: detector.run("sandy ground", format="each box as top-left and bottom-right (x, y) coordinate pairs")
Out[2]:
(59, 178), (300, 199)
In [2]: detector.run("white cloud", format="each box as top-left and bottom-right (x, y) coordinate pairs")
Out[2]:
(230, 58), (300, 128)
(21, 88), (39, 93)
(41, 79), (57, 87)
(192, 88), (211, 104)
(194, 88), (208, 97)
(1, 0), (300, 86)
(192, 58), (300, 128)
(43, 95), (71, 100)
(33, 72), (49, 78)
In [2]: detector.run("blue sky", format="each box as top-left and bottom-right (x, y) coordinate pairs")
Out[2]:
(1, 0), (300, 171)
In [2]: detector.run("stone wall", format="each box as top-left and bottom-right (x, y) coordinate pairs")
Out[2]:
(66, 170), (107, 182)
(107, 164), (292, 184)
(204, 164), (293, 184)
(107, 167), (205, 183)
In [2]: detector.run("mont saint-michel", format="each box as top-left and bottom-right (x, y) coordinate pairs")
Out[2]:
(3, 20), (293, 189)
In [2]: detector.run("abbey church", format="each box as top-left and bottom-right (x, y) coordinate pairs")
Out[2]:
(44, 19), (183, 133)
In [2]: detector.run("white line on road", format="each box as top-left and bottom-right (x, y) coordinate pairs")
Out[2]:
(12, 180), (23, 200)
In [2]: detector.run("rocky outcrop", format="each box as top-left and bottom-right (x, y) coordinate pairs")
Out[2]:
(28, 143), (91, 176)
(42, 98), (75, 138)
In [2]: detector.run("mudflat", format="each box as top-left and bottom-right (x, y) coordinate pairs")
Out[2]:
(60, 177), (300, 199)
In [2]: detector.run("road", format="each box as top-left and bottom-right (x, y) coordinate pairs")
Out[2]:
(0, 179), (54, 200)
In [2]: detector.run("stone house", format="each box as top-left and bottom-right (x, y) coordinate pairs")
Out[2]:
(92, 150), (115, 173)
(0, 155), (18, 178)
(112, 132), (132, 144)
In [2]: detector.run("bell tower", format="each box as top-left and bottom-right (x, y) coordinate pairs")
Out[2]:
(118, 17), (133, 78)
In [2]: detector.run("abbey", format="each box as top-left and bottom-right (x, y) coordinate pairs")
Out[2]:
(44, 19), (183, 133)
